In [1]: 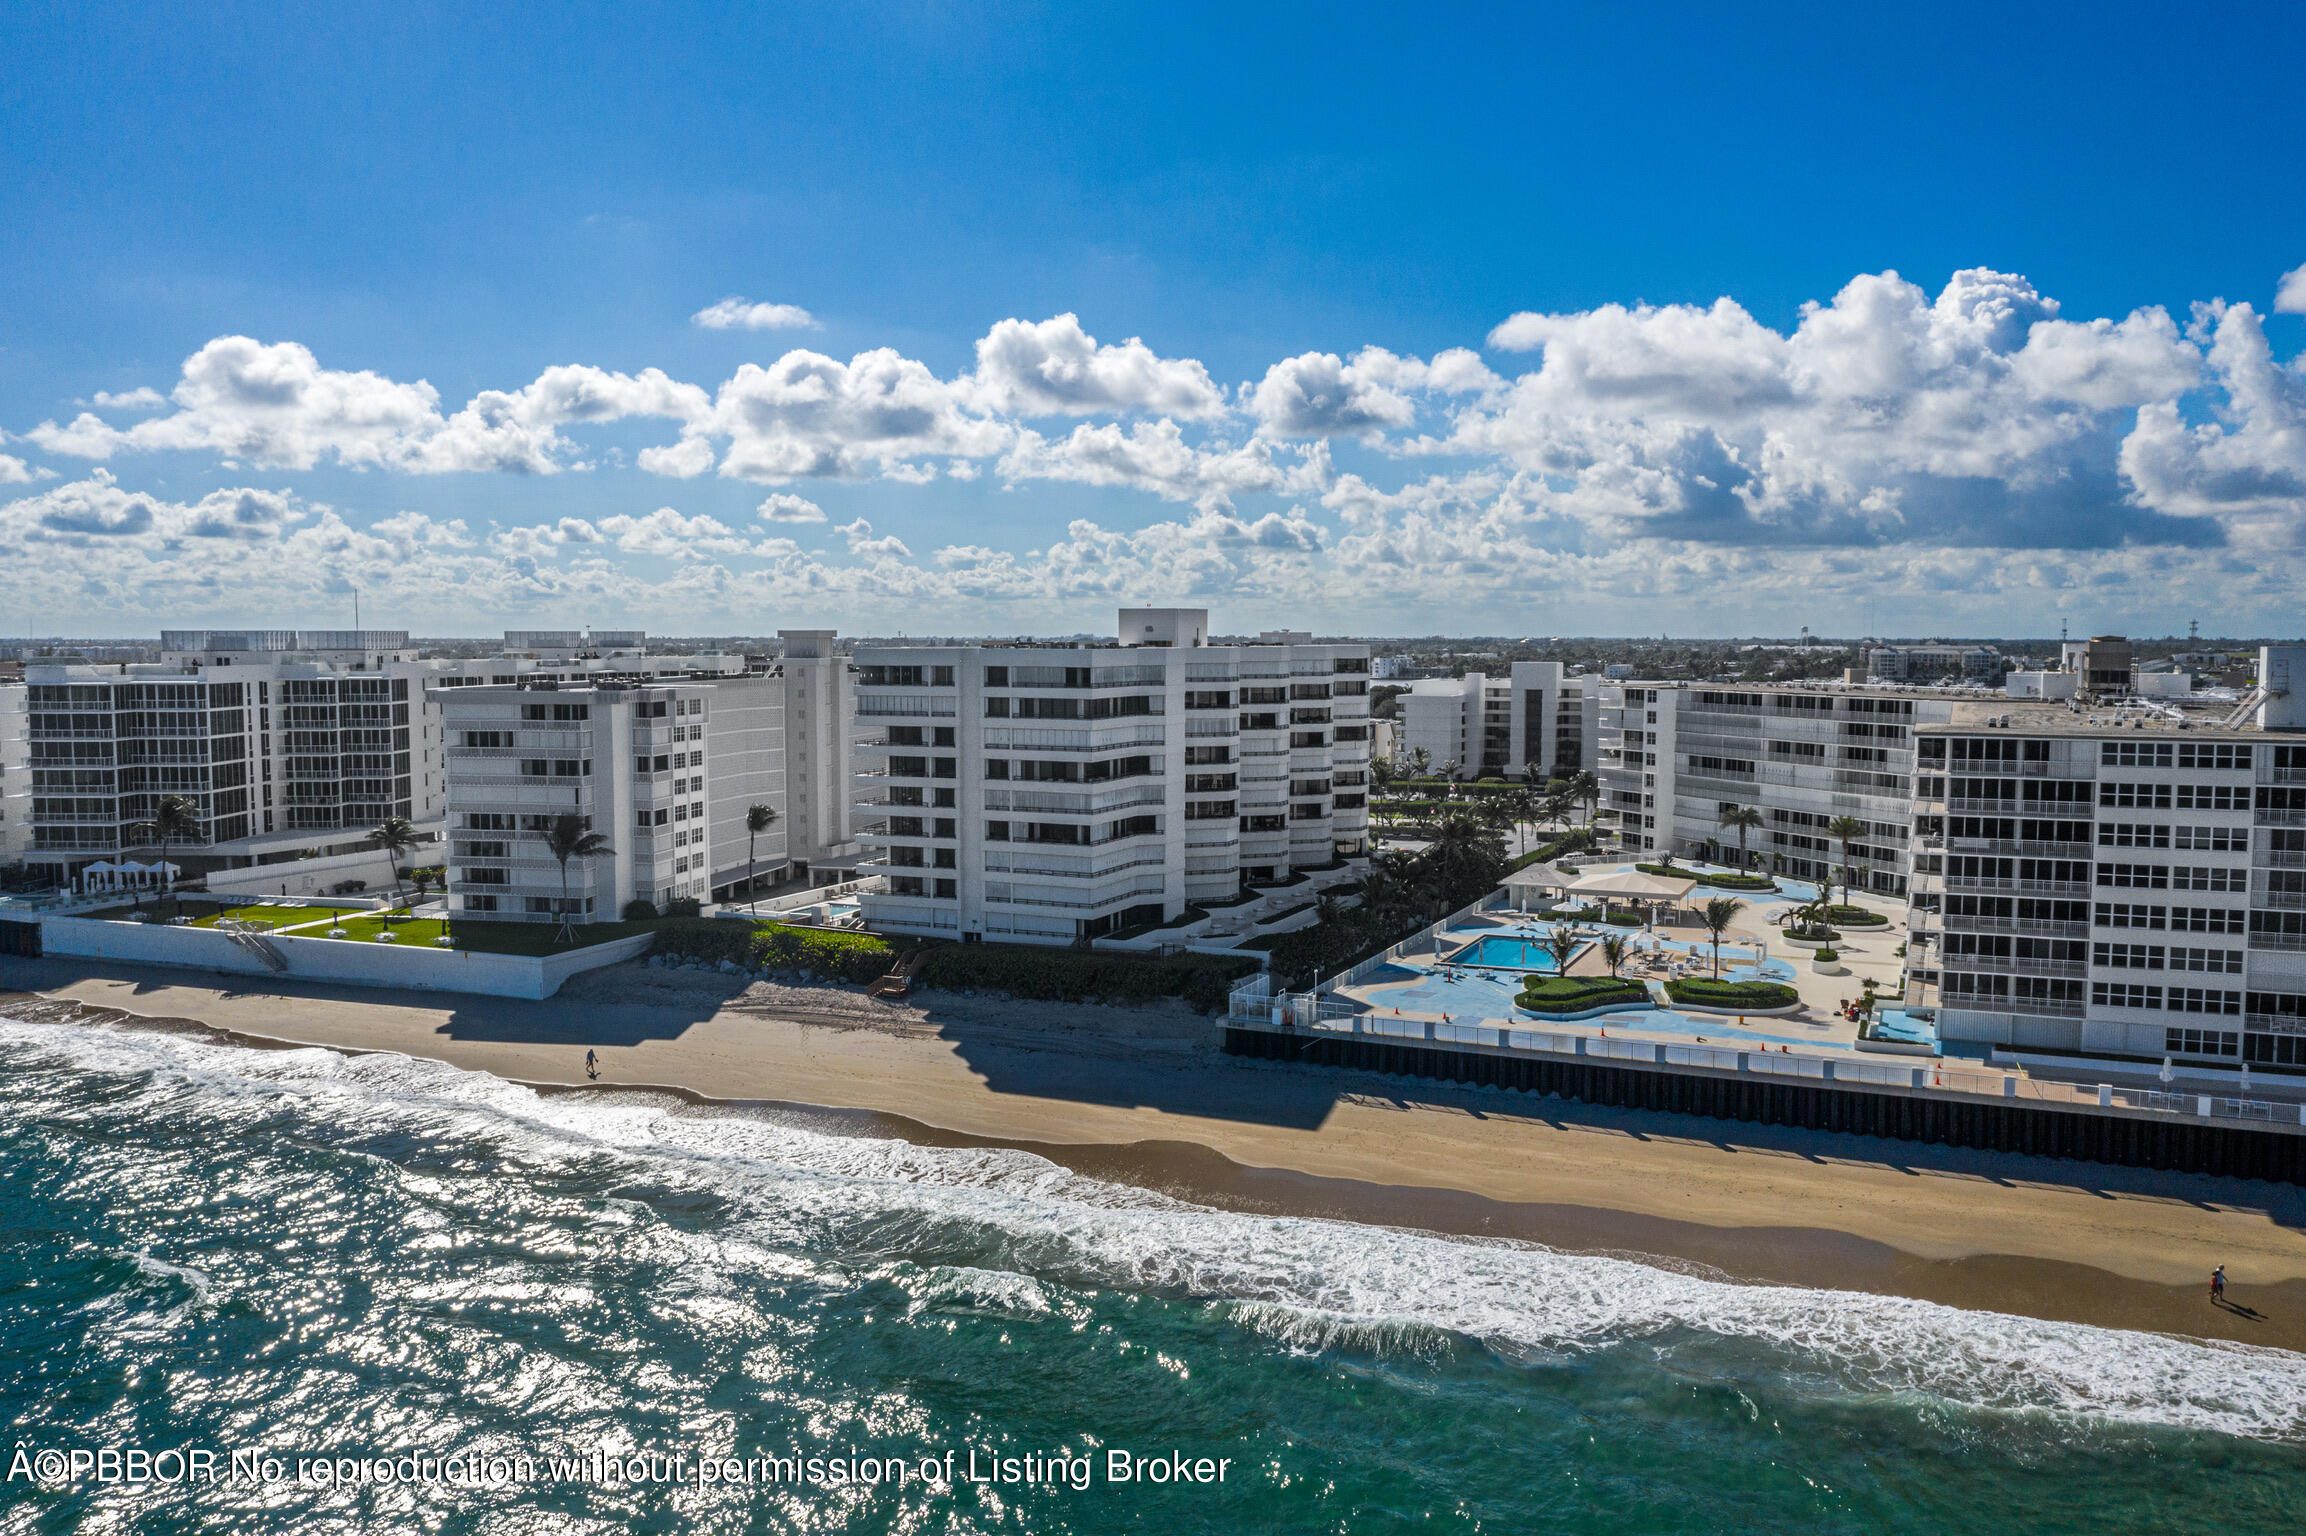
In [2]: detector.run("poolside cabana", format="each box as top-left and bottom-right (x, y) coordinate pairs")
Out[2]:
(1564, 866), (1698, 925)
(1500, 861), (1581, 912)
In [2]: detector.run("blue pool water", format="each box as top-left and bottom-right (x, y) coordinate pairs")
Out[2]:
(1872, 1007), (1941, 1046)
(1445, 933), (1591, 972)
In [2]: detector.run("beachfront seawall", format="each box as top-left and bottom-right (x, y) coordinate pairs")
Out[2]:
(33, 916), (652, 1000)
(1225, 1026), (2306, 1185)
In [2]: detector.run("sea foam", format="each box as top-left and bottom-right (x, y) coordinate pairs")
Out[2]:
(7, 1012), (2306, 1444)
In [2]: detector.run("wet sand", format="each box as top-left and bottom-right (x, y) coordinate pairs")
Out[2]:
(6, 955), (2304, 1351)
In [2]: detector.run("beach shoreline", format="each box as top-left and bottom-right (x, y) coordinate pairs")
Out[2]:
(6, 954), (2305, 1352)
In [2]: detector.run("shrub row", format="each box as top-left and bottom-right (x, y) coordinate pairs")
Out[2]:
(1665, 978), (1802, 1010)
(1820, 905), (1889, 926)
(1637, 863), (1776, 892)
(1515, 976), (1650, 1014)
(651, 918), (895, 983)
(915, 944), (1260, 1012)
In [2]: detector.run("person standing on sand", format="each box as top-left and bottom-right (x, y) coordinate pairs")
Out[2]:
(585, 1049), (599, 1082)
(2212, 1265), (2227, 1303)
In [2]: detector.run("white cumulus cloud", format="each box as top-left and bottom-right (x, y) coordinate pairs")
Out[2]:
(966, 314), (1226, 419)
(692, 297), (819, 331)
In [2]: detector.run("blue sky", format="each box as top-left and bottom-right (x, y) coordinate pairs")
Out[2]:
(2, 0), (2302, 638)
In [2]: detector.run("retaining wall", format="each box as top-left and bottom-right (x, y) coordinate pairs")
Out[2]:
(1225, 1026), (2306, 1184)
(35, 916), (650, 1000)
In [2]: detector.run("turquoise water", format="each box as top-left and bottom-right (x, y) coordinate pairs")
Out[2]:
(1446, 934), (1589, 971)
(1873, 1008), (1942, 1046)
(4, 1012), (2305, 1533)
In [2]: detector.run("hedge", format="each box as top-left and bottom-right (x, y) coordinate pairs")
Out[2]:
(1516, 976), (1650, 1014)
(1638, 863), (1776, 892)
(1820, 905), (1889, 926)
(1665, 978), (1802, 1010)
(1604, 911), (1642, 927)
(651, 918), (895, 983)
(916, 944), (1259, 1012)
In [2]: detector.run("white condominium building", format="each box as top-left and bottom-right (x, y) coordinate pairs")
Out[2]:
(437, 632), (853, 922)
(850, 607), (1371, 945)
(1595, 679), (1952, 896)
(20, 630), (447, 886)
(0, 681), (29, 860)
(1907, 656), (2306, 1069)
(1395, 662), (1593, 781)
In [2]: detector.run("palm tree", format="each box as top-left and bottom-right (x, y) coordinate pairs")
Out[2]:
(1568, 769), (1600, 827)
(1718, 805), (1765, 872)
(407, 864), (435, 907)
(1600, 933), (1629, 979)
(1543, 926), (1579, 977)
(744, 802), (779, 911)
(1825, 815), (1866, 908)
(1701, 895), (1747, 978)
(1408, 746), (1432, 781)
(371, 815), (420, 911)
(1355, 863), (1399, 917)
(1438, 758), (1460, 784)
(543, 810), (614, 943)
(131, 794), (202, 917)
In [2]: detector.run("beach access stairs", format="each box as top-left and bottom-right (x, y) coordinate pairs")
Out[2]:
(217, 919), (290, 972)
(867, 946), (934, 999)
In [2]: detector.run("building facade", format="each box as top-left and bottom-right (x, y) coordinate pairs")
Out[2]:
(19, 630), (444, 886)
(850, 608), (1371, 945)
(1866, 643), (2003, 685)
(1905, 674), (2306, 1071)
(1395, 662), (1592, 781)
(437, 636), (856, 921)
(1595, 679), (1955, 895)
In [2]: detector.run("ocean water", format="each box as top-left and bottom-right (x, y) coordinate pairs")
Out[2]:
(5, 1014), (2305, 1534)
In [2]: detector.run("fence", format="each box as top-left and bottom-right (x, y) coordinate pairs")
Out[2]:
(34, 914), (653, 1000)
(1221, 1003), (2306, 1131)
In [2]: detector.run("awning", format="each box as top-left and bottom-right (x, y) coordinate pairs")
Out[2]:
(1566, 867), (1699, 900)
(1500, 861), (1580, 890)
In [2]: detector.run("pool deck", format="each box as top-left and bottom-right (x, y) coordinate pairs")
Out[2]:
(1334, 864), (1916, 1059)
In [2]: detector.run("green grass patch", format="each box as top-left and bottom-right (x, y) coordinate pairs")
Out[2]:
(1515, 975), (1650, 1014)
(649, 916), (893, 981)
(916, 943), (1258, 1012)
(191, 903), (360, 930)
(316, 912), (665, 955)
(1666, 977), (1802, 1010)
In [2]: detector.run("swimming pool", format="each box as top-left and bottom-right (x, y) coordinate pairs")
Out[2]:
(1870, 1007), (1940, 1046)
(1444, 934), (1592, 973)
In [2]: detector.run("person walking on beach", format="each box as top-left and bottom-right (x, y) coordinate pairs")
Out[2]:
(2211, 1265), (2227, 1303)
(584, 1049), (599, 1081)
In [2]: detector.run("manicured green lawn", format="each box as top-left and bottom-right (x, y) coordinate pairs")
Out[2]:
(190, 903), (363, 930)
(324, 912), (664, 955)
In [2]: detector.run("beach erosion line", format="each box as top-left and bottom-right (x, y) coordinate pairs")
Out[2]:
(7, 1005), (2306, 1446)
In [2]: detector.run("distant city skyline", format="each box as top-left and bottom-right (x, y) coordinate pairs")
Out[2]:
(2, 4), (2301, 637)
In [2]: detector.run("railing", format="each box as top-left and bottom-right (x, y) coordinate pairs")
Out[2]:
(2256, 809), (2306, 826)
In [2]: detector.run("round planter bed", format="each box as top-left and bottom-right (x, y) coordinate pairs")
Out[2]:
(1516, 977), (1652, 1016)
(1780, 929), (1842, 948)
(1665, 996), (1806, 1017)
(1664, 979), (1804, 1015)
(1810, 955), (1846, 975)
(1512, 991), (1660, 1014)
(1819, 906), (1890, 928)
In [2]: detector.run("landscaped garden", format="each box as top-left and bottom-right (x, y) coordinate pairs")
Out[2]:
(1665, 977), (1802, 1011)
(916, 942), (1258, 1012)
(1637, 863), (1776, 893)
(1515, 975), (1650, 1015)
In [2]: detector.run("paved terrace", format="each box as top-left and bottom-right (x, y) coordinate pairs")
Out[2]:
(1330, 861), (1907, 1060)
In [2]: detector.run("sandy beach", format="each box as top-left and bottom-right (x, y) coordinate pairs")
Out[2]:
(6, 953), (2305, 1352)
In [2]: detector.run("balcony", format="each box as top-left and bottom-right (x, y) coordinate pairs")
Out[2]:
(2257, 808), (2306, 826)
